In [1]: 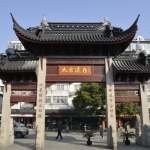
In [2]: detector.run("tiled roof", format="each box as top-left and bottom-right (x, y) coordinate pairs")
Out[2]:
(113, 60), (150, 72)
(11, 13), (139, 43)
(0, 49), (38, 71)
(0, 60), (38, 71)
(113, 51), (150, 72)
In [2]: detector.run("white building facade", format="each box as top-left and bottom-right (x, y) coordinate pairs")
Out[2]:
(126, 35), (150, 111)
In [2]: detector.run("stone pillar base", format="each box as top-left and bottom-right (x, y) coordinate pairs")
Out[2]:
(9, 118), (14, 146)
(0, 126), (5, 149)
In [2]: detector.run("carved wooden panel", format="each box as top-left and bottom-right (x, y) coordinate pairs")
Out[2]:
(115, 96), (140, 103)
(114, 85), (139, 90)
(10, 96), (36, 103)
(115, 91), (137, 96)
(46, 66), (58, 74)
(46, 58), (105, 65)
(93, 66), (105, 75)
(46, 75), (105, 82)
(11, 83), (37, 90)
(11, 90), (36, 96)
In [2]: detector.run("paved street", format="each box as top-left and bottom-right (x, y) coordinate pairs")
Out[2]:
(5, 129), (150, 150)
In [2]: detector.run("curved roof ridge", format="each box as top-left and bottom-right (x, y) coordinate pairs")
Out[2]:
(117, 15), (140, 37)
(10, 13), (35, 40)
(11, 13), (139, 42)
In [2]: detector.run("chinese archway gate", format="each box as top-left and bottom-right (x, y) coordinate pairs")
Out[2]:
(0, 14), (150, 149)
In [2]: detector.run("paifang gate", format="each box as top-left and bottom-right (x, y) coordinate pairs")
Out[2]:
(0, 14), (150, 149)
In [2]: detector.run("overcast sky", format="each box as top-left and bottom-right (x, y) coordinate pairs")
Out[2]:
(0, 0), (150, 53)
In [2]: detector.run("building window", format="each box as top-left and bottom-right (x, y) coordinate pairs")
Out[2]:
(56, 85), (60, 90)
(0, 86), (4, 92)
(147, 44), (150, 50)
(131, 44), (136, 50)
(139, 44), (145, 50)
(147, 83), (150, 89)
(45, 96), (51, 103)
(53, 96), (68, 104)
(53, 84), (68, 90)
(148, 96), (150, 102)
(61, 85), (64, 90)
(74, 84), (81, 91)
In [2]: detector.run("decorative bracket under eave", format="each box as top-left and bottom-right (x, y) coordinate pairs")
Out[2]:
(107, 54), (110, 71)
(5, 81), (7, 93)
(41, 51), (43, 71)
(141, 82), (146, 93)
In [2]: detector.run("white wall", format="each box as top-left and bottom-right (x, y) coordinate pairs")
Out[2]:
(45, 82), (81, 110)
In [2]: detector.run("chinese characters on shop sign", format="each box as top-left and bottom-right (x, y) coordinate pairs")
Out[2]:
(59, 66), (92, 75)
(38, 83), (43, 119)
(109, 84), (114, 118)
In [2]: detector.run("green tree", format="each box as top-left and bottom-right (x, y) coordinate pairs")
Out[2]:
(121, 102), (139, 116)
(116, 102), (139, 117)
(116, 103), (123, 117)
(72, 83), (105, 116)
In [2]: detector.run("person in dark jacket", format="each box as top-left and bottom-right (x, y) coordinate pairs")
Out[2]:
(55, 125), (63, 140)
(124, 122), (128, 132)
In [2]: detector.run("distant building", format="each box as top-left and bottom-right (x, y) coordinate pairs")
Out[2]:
(126, 35), (150, 111)
(8, 41), (25, 50)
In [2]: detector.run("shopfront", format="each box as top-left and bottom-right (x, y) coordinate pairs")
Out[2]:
(11, 114), (35, 128)
(46, 114), (68, 130)
(45, 114), (103, 130)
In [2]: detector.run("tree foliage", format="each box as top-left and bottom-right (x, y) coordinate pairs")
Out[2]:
(72, 83), (105, 116)
(116, 102), (139, 116)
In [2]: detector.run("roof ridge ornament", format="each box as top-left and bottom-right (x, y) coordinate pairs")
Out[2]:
(38, 15), (52, 38)
(39, 15), (52, 30)
(98, 15), (113, 37)
(104, 15), (110, 24)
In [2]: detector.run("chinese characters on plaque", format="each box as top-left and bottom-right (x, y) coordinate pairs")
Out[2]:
(38, 83), (43, 118)
(59, 66), (92, 75)
(109, 84), (114, 118)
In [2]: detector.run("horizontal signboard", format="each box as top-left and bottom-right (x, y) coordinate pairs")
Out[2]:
(59, 66), (92, 75)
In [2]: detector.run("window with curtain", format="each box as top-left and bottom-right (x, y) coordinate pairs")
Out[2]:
(52, 96), (68, 104)
(45, 96), (51, 103)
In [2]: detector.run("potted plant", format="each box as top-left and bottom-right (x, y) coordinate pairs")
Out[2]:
(83, 131), (95, 145)
(120, 131), (135, 145)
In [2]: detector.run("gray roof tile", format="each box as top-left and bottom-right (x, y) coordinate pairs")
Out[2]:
(10, 13), (139, 43)
(0, 60), (38, 71)
(113, 51), (150, 72)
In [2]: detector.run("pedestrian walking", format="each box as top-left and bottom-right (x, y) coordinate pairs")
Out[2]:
(99, 125), (104, 139)
(81, 123), (84, 132)
(117, 121), (122, 131)
(55, 124), (63, 140)
(124, 122), (128, 132)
